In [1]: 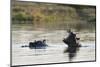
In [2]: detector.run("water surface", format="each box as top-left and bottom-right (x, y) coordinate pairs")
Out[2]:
(12, 25), (95, 66)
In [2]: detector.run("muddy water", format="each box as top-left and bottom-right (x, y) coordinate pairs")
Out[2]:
(12, 25), (95, 66)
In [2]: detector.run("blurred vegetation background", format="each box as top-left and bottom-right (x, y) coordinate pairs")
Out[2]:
(11, 0), (96, 31)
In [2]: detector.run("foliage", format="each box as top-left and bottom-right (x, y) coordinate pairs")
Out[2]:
(12, 1), (96, 31)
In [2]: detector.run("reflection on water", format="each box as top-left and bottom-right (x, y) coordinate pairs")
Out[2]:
(12, 25), (95, 66)
(64, 47), (80, 62)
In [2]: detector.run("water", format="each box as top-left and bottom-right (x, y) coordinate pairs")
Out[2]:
(12, 25), (95, 66)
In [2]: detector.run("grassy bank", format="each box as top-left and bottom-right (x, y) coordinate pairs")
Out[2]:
(11, 1), (96, 31)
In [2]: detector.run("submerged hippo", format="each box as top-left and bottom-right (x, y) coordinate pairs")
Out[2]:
(21, 39), (48, 49)
(29, 39), (48, 49)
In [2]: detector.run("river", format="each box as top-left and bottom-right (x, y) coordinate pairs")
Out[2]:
(12, 24), (96, 66)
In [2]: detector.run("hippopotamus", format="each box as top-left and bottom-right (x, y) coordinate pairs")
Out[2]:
(63, 38), (81, 47)
(63, 30), (81, 47)
(21, 39), (48, 49)
(29, 39), (48, 49)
